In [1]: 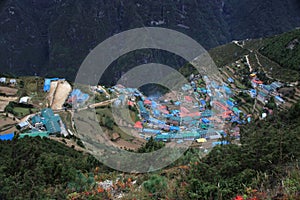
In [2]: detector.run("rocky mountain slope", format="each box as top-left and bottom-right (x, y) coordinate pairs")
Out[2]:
(1, 0), (300, 80)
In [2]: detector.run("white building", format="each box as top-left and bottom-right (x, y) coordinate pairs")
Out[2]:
(0, 77), (6, 83)
(10, 79), (17, 84)
(19, 96), (30, 104)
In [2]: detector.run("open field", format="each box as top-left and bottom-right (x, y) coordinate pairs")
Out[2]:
(0, 116), (17, 134)
(0, 86), (18, 96)
(0, 96), (18, 112)
(12, 106), (38, 118)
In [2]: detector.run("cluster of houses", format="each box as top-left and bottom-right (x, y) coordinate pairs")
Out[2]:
(109, 74), (245, 146)
(0, 77), (17, 85)
(1, 73), (289, 146)
(248, 73), (285, 105)
(16, 108), (69, 138)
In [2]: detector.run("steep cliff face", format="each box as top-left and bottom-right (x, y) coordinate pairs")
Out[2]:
(0, 0), (300, 80)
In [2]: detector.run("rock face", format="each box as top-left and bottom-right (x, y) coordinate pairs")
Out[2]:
(0, 0), (300, 80)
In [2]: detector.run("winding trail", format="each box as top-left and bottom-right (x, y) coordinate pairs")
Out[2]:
(245, 55), (253, 73)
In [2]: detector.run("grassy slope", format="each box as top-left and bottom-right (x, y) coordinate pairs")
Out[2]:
(209, 28), (300, 82)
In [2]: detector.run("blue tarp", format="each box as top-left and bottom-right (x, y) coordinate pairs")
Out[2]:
(149, 118), (165, 125)
(0, 133), (14, 141)
(174, 101), (181, 106)
(142, 129), (161, 134)
(171, 110), (180, 115)
(153, 110), (160, 117)
(151, 101), (157, 108)
(170, 126), (180, 131)
(43, 78), (60, 92)
(200, 100), (206, 106)
(212, 141), (230, 147)
(70, 89), (89, 103)
(228, 78), (234, 83)
(223, 86), (232, 94)
(138, 101), (147, 114)
(201, 110), (213, 118)
(226, 100), (234, 107)
(170, 116), (181, 122)
(202, 118), (210, 124)
(275, 96), (285, 102)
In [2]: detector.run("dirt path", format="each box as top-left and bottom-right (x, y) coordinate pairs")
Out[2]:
(88, 99), (117, 109)
(255, 53), (275, 80)
(98, 86), (110, 98)
(245, 55), (253, 73)
(47, 81), (58, 106)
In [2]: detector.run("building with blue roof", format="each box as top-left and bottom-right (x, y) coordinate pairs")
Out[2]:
(275, 96), (285, 104)
(202, 118), (210, 124)
(174, 101), (181, 106)
(200, 100), (206, 106)
(138, 101), (149, 119)
(249, 89), (257, 98)
(228, 78), (234, 83)
(257, 91), (269, 103)
(142, 129), (161, 135)
(0, 133), (14, 141)
(169, 116), (181, 122)
(223, 86), (232, 95)
(153, 109), (160, 117)
(212, 141), (230, 147)
(201, 110), (213, 118)
(226, 100), (234, 108)
(270, 82), (283, 90)
(261, 84), (273, 94)
(169, 126), (180, 132)
(43, 78), (63, 92)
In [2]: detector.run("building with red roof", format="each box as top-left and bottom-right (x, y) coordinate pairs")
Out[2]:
(184, 96), (192, 102)
(128, 101), (134, 106)
(134, 121), (143, 129)
(144, 99), (152, 105)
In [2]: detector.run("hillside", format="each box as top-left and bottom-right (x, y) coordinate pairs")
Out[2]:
(209, 28), (300, 82)
(0, 102), (299, 199)
(1, 0), (300, 80)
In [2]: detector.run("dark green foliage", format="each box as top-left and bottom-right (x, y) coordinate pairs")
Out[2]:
(209, 43), (250, 67)
(76, 139), (85, 148)
(183, 101), (300, 199)
(137, 137), (165, 153)
(143, 174), (167, 198)
(260, 29), (300, 72)
(1, 0), (300, 80)
(0, 137), (107, 199)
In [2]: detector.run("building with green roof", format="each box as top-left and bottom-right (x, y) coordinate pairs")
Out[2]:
(31, 115), (41, 124)
(19, 131), (49, 139)
(38, 108), (62, 134)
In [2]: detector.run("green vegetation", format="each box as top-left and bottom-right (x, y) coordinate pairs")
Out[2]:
(259, 29), (300, 72)
(5, 102), (38, 118)
(1, 100), (300, 199)
(0, 137), (109, 199)
(143, 174), (168, 198)
(210, 29), (300, 83)
(59, 111), (75, 133)
(137, 137), (165, 153)
(95, 106), (136, 141)
(209, 43), (249, 68)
